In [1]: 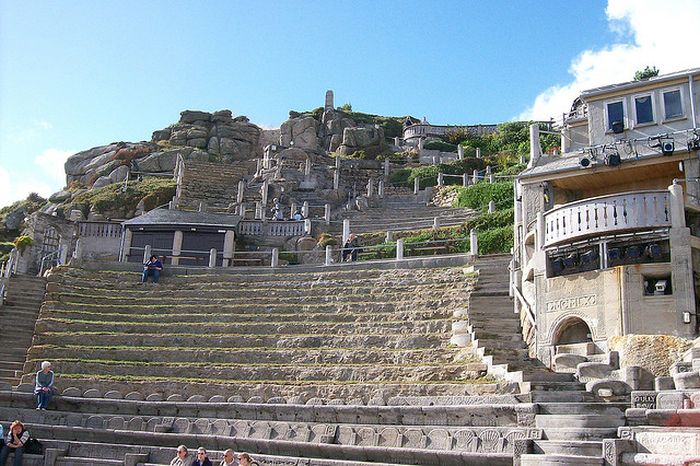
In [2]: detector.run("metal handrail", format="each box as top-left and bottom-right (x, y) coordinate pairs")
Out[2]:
(39, 246), (62, 277)
(512, 283), (536, 329)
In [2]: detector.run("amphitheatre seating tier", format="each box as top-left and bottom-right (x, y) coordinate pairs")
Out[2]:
(23, 264), (520, 401)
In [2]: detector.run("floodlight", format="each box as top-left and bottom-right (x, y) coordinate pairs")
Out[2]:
(626, 245), (641, 259)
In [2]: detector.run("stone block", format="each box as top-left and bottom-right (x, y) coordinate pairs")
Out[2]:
(104, 390), (123, 399)
(586, 379), (631, 397)
(247, 396), (263, 404)
(671, 361), (693, 376)
(624, 408), (648, 426)
(633, 430), (700, 455)
(655, 376), (675, 391)
(173, 418), (190, 433)
(208, 395), (225, 403)
(618, 366), (655, 390)
(347, 398), (365, 406)
(211, 419), (230, 435)
(306, 398), (324, 406)
(227, 395), (244, 403)
(552, 353), (587, 373)
(673, 371), (700, 389)
(367, 397), (386, 406)
(690, 392), (700, 407)
(16, 383), (33, 393)
(657, 391), (687, 409)
(267, 397), (286, 404)
(124, 391), (144, 401)
(62, 387), (81, 397)
(576, 362), (614, 382)
(106, 417), (125, 430)
(187, 395), (206, 402)
(167, 394), (184, 402)
(83, 389), (102, 398)
(631, 391), (657, 409)
(0, 382), (12, 392)
(146, 393), (163, 402)
(327, 399), (345, 406)
(127, 417), (144, 430)
(683, 347), (700, 362)
(85, 415), (104, 429)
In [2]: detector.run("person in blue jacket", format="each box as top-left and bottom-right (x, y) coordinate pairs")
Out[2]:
(142, 255), (163, 284)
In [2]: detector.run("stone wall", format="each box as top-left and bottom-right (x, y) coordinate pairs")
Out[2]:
(608, 334), (691, 377)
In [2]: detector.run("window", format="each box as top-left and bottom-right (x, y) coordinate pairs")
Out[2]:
(634, 95), (654, 124)
(607, 101), (624, 131)
(663, 89), (683, 119)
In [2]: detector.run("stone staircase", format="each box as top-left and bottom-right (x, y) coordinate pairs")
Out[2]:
(175, 160), (254, 212)
(0, 275), (45, 386)
(337, 194), (475, 234)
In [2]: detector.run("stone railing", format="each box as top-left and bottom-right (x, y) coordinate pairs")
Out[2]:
(239, 220), (310, 237)
(543, 190), (671, 247)
(78, 221), (122, 238)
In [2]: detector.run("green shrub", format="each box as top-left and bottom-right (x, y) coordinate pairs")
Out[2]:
(464, 208), (514, 231)
(14, 235), (33, 252)
(278, 251), (300, 265)
(478, 226), (513, 254)
(424, 140), (457, 152)
(389, 168), (412, 187)
(454, 181), (513, 210)
(317, 233), (338, 248)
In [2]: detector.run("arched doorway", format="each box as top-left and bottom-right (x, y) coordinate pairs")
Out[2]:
(553, 317), (593, 345)
(41, 226), (60, 257)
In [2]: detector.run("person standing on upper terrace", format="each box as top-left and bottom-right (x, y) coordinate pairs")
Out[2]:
(142, 255), (163, 284)
(34, 361), (54, 410)
(0, 420), (29, 466)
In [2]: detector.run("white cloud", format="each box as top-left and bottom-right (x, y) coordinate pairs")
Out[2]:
(34, 148), (74, 184)
(0, 164), (53, 208)
(520, 0), (700, 121)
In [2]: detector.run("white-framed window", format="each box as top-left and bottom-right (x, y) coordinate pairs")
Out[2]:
(662, 88), (684, 120)
(606, 100), (625, 132)
(633, 93), (654, 125)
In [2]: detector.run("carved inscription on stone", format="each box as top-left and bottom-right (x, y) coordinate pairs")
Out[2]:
(546, 295), (597, 313)
(631, 392), (657, 409)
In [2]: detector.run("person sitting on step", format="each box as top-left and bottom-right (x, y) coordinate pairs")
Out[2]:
(34, 361), (54, 410)
(219, 449), (236, 466)
(169, 445), (194, 466)
(0, 420), (30, 466)
(237, 453), (259, 466)
(192, 447), (212, 466)
(142, 255), (163, 284)
(292, 209), (304, 221)
(341, 233), (360, 262)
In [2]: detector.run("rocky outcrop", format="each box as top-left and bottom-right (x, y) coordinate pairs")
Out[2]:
(280, 116), (319, 150)
(64, 142), (159, 188)
(337, 125), (386, 157)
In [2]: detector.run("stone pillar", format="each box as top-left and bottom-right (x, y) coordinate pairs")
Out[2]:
(470, 230), (478, 257)
(335, 157), (340, 169)
(457, 144), (464, 160)
(168, 200), (173, 210)
(121, 229), (133, 262)
(378, 180), (385, 198)
(489, 173), (495, 183)
(528, 123), (542, 168)
(255, 159), (262, 177)
(669, 183), (686, 228)
(385, 230), (393, 243)
(271, 248), (279, 268)
(432, 155), (438, 164)
(304, 219), (311, 235)
(238, 202), (246, 218)
(325, 245), (333, 266)
(289, 202), (297, 220)
(413, 177), (420, 194)
(488, 200), (496, 213)
(536, 212), (545, 251)
(305, 158), (312, 177)
(437, 173), (444, 186)
(342, 219), (350, 244)
(237, 180), (245, 204)
(418, 138), (424, 151)
(324, 204), (331, 224)
(396, 239), (404, 261)
(222, 230), (235, 267)
(462, 173), (469, 187)
(325, 90), (334, 110)
(208, 248), (217, 268)
(302, 201), (309, 219)
(367, 178), (374, 198)
(255, 202), (263, 220)
(143, 245), (151, 264)
(333, 170), (340, 190)
(384, 158), (390, 177)
(171, 230), (183, 265)
(433, 217), (440, 230)
(394, 137), (400, 147)
(261, 180), (269, 207)
(473, 170), (479, 184)
(476, 147), (481, 159)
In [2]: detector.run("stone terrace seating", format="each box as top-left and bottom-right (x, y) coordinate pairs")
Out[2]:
(24, 264), (516, 402)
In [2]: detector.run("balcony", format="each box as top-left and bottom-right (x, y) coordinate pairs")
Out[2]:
(543, 190), (670, 248)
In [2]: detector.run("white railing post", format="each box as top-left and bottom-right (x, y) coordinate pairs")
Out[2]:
(396, 239), (404, 261)
(470, 230), (478, 257)
(536, 212), (545, 251)
(463, 173), (469, 187)
(476, 147), (481, 159)
(385, 230), (393, 243)
(433, 217), (440, 230)
(255, 202), (263, 220)
(378, 180), (384, 198)
(472, 170), (479, 184)
(342, 219), (350, 244)
(669, 183), (686, 228)
(367, 178), (374, 198)
(458, 144), (464, 160)
(271, 248), (279, 268)
(384, 158), (390, 177)
(437, 173), (444, 187)
(304, 219), (312, 235)
(302, 201), (309, 219)
(237, 180), (245, 204)
(413, 177), (420, 194)
(208, 248), (217, 268)
(290, 202), (297, 220)
(488, 200), (496, 213)
(325, 245), (333, 266)
(143, 245), (152, 264)
(324, 204), (331, 225)
(239, 202), (247, 218)
(333, 170), (340, 190)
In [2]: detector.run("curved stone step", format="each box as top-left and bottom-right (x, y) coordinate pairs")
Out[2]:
(520, 454), (603, 465)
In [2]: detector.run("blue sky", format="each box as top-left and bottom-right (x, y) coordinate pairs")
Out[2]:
(1, 0), (698, 206)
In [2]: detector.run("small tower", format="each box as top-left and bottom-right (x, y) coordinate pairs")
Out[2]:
(325, 90), (334, 111)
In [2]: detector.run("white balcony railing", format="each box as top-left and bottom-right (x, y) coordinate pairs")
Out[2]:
(543, 190), (670, 247)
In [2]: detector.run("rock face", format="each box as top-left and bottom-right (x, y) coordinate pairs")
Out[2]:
(280, 116), (319, 150)
(608, 334), (692, 377)
(337, 125), (386, 157)
(63, 109), (262, 190)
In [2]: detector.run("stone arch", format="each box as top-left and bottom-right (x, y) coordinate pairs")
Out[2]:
(552, 316), (593, 345)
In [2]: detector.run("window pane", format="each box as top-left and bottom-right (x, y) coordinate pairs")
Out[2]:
(607, 101), (624, 130)
(663, 90), (682, 119)
(635, 96), (653, 124)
